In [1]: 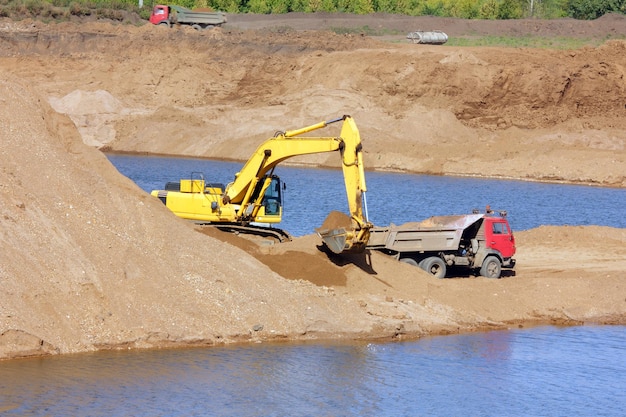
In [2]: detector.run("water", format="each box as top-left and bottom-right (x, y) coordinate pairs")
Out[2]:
(1, 325), (624, 416)
(107, 154), (626, 236)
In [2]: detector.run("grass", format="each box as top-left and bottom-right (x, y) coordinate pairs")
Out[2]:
(445, 34), (626, 49)
(328, 25), (625, 49)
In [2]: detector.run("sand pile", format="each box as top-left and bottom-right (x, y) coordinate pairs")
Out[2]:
(0, 75), (395, 359)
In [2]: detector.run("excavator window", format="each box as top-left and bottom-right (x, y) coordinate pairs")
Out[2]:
(262, 176), (282, 215)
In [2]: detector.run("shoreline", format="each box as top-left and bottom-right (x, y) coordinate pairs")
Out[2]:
(104, 150), (625, 189)
(4, 316), (625, 362)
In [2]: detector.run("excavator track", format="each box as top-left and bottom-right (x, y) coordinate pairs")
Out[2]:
(195, 222), (292, 243)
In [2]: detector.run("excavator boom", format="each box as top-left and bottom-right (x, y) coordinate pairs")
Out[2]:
(314, 117), (371, 254)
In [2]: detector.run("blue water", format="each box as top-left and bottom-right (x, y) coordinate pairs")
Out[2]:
(107, 154), (626, 236)
(1, 325), (624, 416)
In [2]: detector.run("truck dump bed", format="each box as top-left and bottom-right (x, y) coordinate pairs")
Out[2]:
(170, 6), (227, 25)
(367, 214), (484, 252)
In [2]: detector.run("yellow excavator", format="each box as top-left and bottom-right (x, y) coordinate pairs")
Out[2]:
(151, 115), (372, 254)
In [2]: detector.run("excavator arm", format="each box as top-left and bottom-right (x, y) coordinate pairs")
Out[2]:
(223, 115), (372, 253)
(315, 117), (371, 253)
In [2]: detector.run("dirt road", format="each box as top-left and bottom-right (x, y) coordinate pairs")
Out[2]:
(0, 14), (624, 360)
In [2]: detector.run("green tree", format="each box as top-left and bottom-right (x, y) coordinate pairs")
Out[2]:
(290, 0), (307, 12)
(417, 0), (446, 16)
(451, 0), (481, 18)
(568, 0), (626, 19)
(336, 0), (374, 13)
(247, 0), (269, 13)
(528, 0), (569, 18)
(498, 0), (524, 18)
(479, 0), (499, 18)
(268, 0), (290, 12)
(210, 0), (243, 13)
(305, 0), (337, 12)
(373, 0), (398, 13)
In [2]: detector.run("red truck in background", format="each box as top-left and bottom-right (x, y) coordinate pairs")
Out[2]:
(366, 208), (516, 278)
(149, 5), (227, 29)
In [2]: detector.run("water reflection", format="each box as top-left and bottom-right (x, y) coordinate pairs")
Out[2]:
(1, 326), (624, 416)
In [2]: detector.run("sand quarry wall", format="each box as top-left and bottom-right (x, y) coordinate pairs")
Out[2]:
(1, 16), (625, 359)
(0, 18), (624, 186)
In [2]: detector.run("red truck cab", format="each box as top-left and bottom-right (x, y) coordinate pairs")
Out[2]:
(476, 210), (516, 278)
(484, 216), (516, 259)
(149, 5), (169, 25)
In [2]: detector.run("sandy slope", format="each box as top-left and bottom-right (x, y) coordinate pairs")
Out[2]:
(0, 15), (625, 359)
(1, 16), (624, 186)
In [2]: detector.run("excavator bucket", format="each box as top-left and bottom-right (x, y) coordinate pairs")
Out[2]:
(316, 211), (370, 254)
(317, 226), (351, 254)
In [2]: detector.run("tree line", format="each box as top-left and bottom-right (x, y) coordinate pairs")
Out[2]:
(185, 0), (625, 19)
(2, 0), (624, 21)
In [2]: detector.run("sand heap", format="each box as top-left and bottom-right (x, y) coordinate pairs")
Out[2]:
(0, 75), (402, 359)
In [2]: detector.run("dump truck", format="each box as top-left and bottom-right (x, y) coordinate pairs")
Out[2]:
(366, 208), (516, 278)
(149, 5), (227, 29)
(151, 116), (372, 254)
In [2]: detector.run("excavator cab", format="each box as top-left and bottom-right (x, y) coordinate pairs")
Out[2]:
(246, 174), (283, 221)
(239, 175), (283, 225)
(261, 176), (282, 216)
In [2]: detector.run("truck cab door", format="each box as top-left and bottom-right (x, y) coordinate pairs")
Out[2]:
(486, 219), (516, 258)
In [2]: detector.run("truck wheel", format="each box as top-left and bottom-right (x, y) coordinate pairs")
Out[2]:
(158, 22), (170, 28)
(192, 24), (202, 30)
(420, 257), (447, 279)
(399, 257), (418, 267)
(480, 256), (502, 278)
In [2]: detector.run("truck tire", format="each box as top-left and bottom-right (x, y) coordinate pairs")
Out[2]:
(158, 22), (170, 28)
(420, 257), (447, 279)
(480, 256), (502, 278)
(192, 24), (202, 30)
(399, 257), (418, 267)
